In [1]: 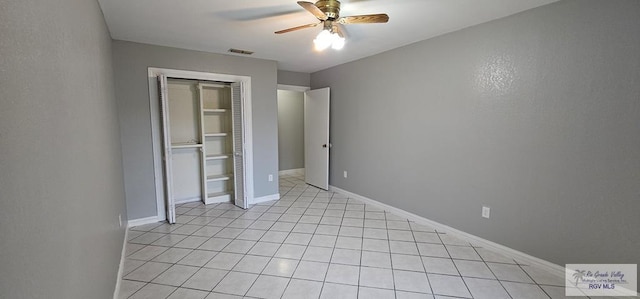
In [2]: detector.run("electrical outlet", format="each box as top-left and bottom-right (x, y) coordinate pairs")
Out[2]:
(343, 171), (348, 178)
(118, 214), (123, 227)
(268, 174), (273, 182)
(482, 206), (491, 219)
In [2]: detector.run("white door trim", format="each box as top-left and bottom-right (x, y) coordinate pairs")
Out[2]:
(148, 67), (254, 220)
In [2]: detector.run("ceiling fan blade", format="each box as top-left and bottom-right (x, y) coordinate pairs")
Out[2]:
(275, 22), (321, 34)
(297, 1), (327, 20)
(214, 6), (300, 21)
(337, 13), (389, 24)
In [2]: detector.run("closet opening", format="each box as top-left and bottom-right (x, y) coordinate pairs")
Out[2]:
(149, 68), (254, 224)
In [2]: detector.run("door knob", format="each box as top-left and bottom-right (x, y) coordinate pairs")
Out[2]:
(322, 144), (327, 148)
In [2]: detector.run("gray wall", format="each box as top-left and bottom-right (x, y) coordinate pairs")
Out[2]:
(312, 0), (640, 265)
(278, 70), (311, 87)
(0, 0), (126, 298)
(113, 41), (279, 219)
(278, 90), (305, 171)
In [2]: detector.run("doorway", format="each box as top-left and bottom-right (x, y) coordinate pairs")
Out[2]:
(277, 84), (330, 190)
(277, 86), (307, 177)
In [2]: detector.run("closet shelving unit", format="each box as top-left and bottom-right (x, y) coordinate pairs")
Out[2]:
(199, 83), (234, 204)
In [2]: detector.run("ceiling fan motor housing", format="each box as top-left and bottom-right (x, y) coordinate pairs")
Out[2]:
(274, 1), (388, 37)
(315, 0), (341, 20)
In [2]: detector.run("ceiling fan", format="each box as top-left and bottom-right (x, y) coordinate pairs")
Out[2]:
(275, 0), (389, 51)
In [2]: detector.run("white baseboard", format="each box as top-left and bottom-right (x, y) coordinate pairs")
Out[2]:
(252, 193), (280, 204)
(175, 197), (202, 205)
(329, 185), (566, 279)
(279, 168), (305, 176)
(127, 215), (164, 228)
(205, 195), (231, 205)
(113, 227), (128, 299)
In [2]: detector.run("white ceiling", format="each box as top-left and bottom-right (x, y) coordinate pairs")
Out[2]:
(98, 0), (557, 73)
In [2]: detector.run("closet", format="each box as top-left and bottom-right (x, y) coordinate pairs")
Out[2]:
(159, 76), (247, 223)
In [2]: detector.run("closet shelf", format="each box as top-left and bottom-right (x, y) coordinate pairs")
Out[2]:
(207, 174), (231, 182)
(171, 143), (203, 149)
(203, 109), (228, 113)
(206, 154), (231, 160)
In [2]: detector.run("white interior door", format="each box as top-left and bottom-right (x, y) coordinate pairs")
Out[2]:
(304, 87), (330, 190)
(158, 74), (176, 223)
(231, 82), (248, 209)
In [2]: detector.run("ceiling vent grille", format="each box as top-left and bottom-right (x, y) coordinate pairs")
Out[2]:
(228, 48), (254, 55)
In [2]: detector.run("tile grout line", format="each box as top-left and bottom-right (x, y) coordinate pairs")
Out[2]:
(515, 261), (554, 299)
(435, 232), (474, 299)
(414, 221), (438, 298)
(470, 244), (514, 299)
(312, 189), (340, 299)
(407, 217), (437, 298)
(384, 208), (399, 299)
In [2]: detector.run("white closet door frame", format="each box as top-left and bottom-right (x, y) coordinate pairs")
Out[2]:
(148, 68), (254, 221)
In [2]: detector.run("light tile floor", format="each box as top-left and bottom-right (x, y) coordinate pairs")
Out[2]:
(120, 174), (586, 299)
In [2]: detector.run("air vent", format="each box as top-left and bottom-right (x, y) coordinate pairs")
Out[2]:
(228, 48), (254, 55)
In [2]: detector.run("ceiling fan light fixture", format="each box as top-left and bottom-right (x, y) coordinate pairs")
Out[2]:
(314, 29), (333, 51)
(331, 33), (345, 50)
(276, 1), (388, 51)
(314, 29), (345, 51)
